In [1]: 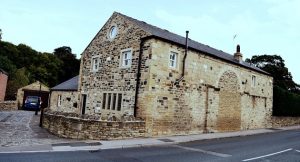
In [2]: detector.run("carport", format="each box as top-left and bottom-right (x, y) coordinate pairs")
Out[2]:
(16, 81), (50, 109)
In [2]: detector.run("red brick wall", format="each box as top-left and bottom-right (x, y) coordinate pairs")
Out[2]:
(0, 72), (8, 101)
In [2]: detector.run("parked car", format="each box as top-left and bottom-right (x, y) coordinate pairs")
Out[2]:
(23, 96), (41, 111)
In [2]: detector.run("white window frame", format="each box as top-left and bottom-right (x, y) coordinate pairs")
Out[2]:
(120, 48), (132, 68)
(91, 56), (100, 72)
(169, 51), (178, 69)
(57, 94), (62, 107)
(251, 75), (256, 87)
(107, 24), (118, 41)
(109, 26), (118, 39)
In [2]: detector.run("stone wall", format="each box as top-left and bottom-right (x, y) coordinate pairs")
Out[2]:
(42, 111), (145, 140)
(49, 91), (78, 113)
(79, 12), (151, 118)
(136, 39), (273, 136)
(77, 12), (273, 137)
(0, 101), (17, 111)
(0, 72), (8, 101)
(272, 116), (300, 127)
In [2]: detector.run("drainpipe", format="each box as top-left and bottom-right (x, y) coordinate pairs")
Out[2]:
(134, 38), (145, 117)
(175, 31), (189, 85)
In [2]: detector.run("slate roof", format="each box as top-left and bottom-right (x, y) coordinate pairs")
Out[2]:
(117, 12), (269, 75)
(51, 75), (78, 91)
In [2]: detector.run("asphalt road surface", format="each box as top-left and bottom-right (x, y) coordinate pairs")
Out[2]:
(1, 129), (300, 162)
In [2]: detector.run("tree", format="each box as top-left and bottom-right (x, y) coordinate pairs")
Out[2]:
(5, 68), (30, 100)
(246, 55), (299, 94)
(54, 46), (80, 83)
(0, 41), (80, 100)
(0, 29), (2, 40)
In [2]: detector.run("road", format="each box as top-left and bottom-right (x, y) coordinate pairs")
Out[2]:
(1, 129), (300, 162)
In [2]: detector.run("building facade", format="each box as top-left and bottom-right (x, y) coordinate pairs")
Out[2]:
(49, 76), (79, 113)
(59, 12), (273, 136)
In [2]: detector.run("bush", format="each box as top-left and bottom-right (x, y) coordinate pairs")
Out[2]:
(273, 86), (300, 116)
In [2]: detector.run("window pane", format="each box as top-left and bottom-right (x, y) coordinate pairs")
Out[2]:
(107, 93), (111, 110)
(169, 52), (177, 68)
(121, 50), (132, 67)
(117, 93), (122, 111)
(112, 93), (117, 110)
(102, 93), (106, 109)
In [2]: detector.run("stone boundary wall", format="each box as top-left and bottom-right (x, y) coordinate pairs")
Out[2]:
(0, 101), (17, 111)
(272, 116), (300, 127)
(42, 112), (146, 140)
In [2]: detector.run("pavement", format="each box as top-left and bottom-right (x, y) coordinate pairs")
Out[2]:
(1, 110), (300, 154)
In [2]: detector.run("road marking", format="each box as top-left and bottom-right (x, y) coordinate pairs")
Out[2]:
(171, 145), (231, 158)
(295, 150), (300, 153)
(242, 148), (293, 161)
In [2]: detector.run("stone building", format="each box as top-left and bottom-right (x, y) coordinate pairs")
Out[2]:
(0, 68), (8, 101)
(17, 81), (50, 109)
(49, 75), (78, 113)
(69, 12), (272, 136)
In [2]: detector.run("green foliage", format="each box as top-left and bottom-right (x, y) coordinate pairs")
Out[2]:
(0, 41), (80, 100)
(245, 54), (299, 94)
(273, 86), (300, 116)
(5, 68), (30, 100)
(246, 54), (300, 116)
(54, 46), (80, 83)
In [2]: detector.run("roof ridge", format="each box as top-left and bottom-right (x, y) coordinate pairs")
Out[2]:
(115, 12), (269, 75)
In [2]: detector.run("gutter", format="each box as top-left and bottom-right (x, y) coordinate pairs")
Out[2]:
(134, 37), (147, 117)
(175, 31), (189, 85)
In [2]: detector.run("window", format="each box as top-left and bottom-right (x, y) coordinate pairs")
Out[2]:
(102, 93), (106, 109)
(169, 52), (178, 68)
(102, 92), (123, 111)
(109, 26), (118, 39)
(251, 75), (256, 87)
(112, 93), (117, 110)
(107, 93), (112, 110)
(57, 95), (62, 107)
(120, 49), (132, 68)
(117, 93), (122, 111)
(91, 57), (99, 71)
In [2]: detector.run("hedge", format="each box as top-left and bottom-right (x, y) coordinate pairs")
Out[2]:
(273, 86), (300, 116)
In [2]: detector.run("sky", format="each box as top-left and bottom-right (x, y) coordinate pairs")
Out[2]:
(0, 0), (299, 83)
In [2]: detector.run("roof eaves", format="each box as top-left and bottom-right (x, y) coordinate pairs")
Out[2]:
(143, 35), (271, 76)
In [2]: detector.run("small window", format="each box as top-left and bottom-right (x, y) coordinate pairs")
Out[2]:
(107, 93), (112, 110)
(102, 92), (123, 111)
(57, 95), (62, 107)
(91, 57), (99, 71)
(169, 52), (178, 68)
(112, 93), (117, 110)
(102, 93), (106, 109)
(117, 93), (122, 111)
(121, 49), (132, 68)
(109, 26), (118, 39)
(251, 75), (256, 87)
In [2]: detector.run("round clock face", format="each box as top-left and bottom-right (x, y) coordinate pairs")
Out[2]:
(109, 26), (117, 39)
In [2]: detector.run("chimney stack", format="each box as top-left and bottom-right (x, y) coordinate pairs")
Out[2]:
(234, 44), (243, 63)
